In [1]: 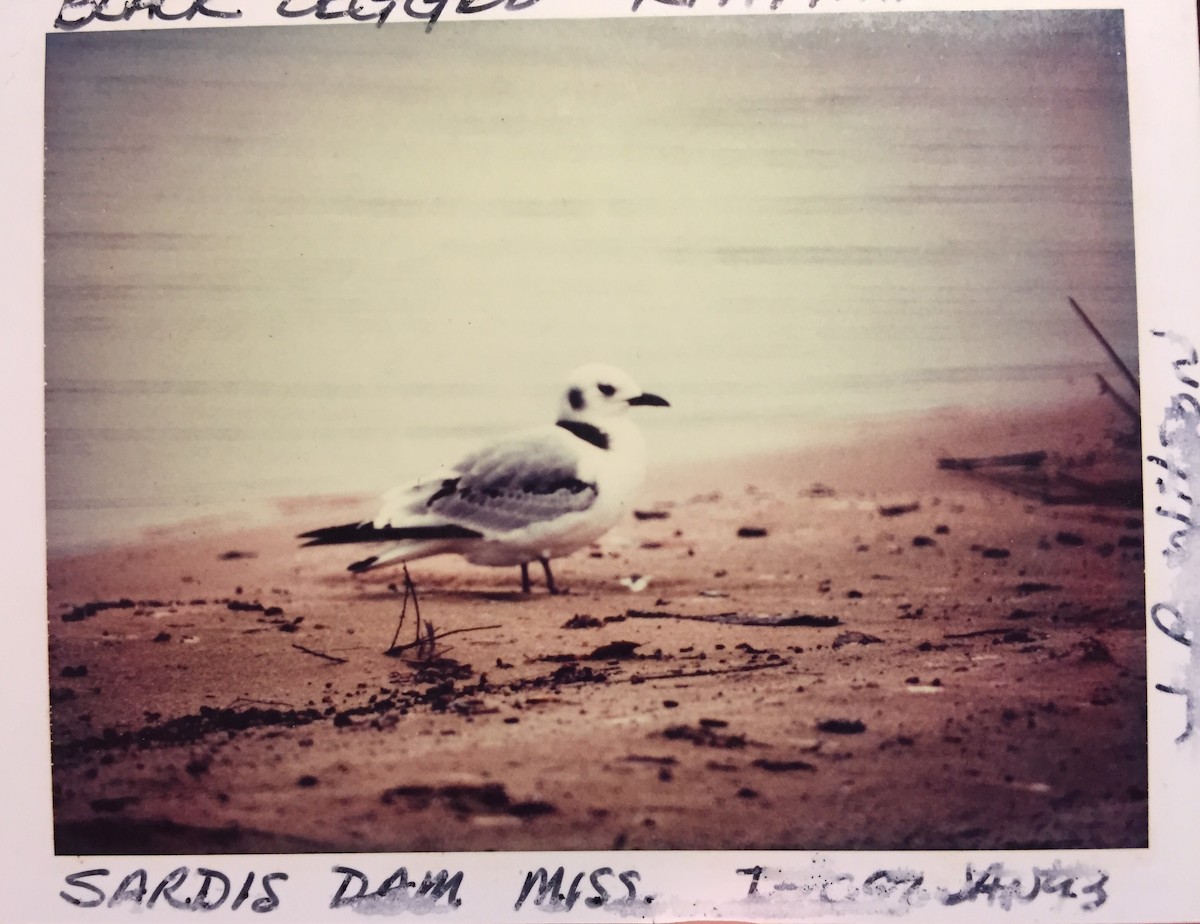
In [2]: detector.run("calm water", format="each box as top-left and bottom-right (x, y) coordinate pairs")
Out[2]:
(44, 11), (1137, 554)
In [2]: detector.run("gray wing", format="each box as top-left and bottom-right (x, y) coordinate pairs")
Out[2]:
(425, 432), (599, 533)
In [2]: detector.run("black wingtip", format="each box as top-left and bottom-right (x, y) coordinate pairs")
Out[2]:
(299, 521), (485, 547)
(348, 556), (379, 573)
(297, 522), (366, 545)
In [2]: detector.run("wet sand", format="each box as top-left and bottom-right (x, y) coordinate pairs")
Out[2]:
(47, 399), (1147, 854)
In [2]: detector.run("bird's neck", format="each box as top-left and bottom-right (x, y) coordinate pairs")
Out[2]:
(556, 418), (610, 450)
(555, 416), (645, 457)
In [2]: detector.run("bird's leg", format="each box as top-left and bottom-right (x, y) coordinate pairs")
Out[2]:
(539, 556), (561, 595)
(520, 562), (532, 594)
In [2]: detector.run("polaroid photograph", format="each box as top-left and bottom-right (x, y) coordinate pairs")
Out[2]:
(3, 0), (1198, 921)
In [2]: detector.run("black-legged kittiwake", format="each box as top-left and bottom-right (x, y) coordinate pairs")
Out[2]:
(298, 363), (670, 593)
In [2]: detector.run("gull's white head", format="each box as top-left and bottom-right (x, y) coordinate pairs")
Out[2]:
(557, 363), (670, 422)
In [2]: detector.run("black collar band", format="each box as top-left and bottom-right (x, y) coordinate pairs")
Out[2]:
(556, 419), (610, 450)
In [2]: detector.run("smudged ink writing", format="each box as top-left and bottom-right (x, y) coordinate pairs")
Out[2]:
(53, 0), (839, 30)
(738, 861), (1108, 912)
(1149, 328), (1199, 744)
(632, 0), (791, 10)
(738, 865), (928, 912)
(633, 0), (819, 10)
(277, 0), (540, 30)
(55, 0), (241, 31)
(60, 868), (287, 912)
(329, 866), (464, 910)
(514, 867), (650, 912)
(53, 0), (543, 30)
(940, 863), (1108, 912)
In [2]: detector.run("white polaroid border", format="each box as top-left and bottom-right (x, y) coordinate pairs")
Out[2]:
(4, 0), (1199, 921)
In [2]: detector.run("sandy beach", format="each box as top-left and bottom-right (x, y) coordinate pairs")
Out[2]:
(47, 398), (1147, 854)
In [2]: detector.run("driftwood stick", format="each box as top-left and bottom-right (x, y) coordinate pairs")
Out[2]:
(937, 451), (1047, 471)
(1095, 373), (1140, 422)
(1055, 472), (1142, 508)
(1069, 297), (1140, 395)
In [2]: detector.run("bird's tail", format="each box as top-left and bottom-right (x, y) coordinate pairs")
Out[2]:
(345, 543), (439, 573)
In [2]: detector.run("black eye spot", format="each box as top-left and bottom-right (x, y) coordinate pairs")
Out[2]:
(568, 387), (585, 411)
(597, 383), (616, 397)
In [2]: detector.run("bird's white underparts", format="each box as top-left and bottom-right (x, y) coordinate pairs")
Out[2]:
(298, 363), (670, 594)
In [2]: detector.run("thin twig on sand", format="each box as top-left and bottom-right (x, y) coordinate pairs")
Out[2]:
(388, 564), (423, 652)
(627, 610), (840, 628)
(291, 643), (349, 665)
(384, 623), (502, 658)
(942, 627), (1016, 640)
(620, 660), (794, 684)
(225, 696), (297, 710)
